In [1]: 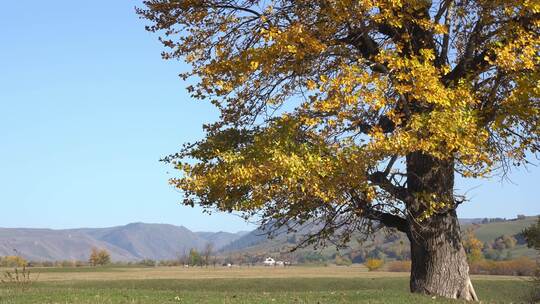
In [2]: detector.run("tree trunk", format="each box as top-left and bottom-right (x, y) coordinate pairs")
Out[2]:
(407, 210), (478, 300)
(405, 152), (478, 301)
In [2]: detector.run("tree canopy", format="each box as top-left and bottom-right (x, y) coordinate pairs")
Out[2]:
(138, 0), (539, 299)
(138, 0), (539, 246)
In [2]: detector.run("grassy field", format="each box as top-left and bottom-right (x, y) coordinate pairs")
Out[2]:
(0, 266), (533, 304)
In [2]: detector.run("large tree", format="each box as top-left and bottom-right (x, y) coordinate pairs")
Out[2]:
(138, 0), (540, 300)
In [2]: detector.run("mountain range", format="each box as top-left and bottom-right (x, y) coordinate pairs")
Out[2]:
(0, 223), (248, 262)
(1, 216), (536, 262)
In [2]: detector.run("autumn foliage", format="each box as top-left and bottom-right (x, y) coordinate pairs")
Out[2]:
(139, 1), (540, 224)
(88, 248), (111, 267)
(0, 256), (27, 268)
(364, 258), (384, 271)
(138, 0), (539, 300)
(462, 229), (484, 263)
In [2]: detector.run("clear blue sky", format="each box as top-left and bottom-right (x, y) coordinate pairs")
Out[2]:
(0, 1), (538, 232)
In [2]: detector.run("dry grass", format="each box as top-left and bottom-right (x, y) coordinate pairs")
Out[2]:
(23, 265), (523, 282)
(30, 265), (392, 281)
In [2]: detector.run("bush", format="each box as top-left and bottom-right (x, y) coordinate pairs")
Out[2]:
(0, 265), (36, 291)
(59, 260), (76, 268)
(0, 256), (27, 268)
(469, 257), (536, 276)
(158, 260), (181, 267)
(387, 260), (411, 272)
(138, 259), (156, 267)
(364, 258), (384, 271)
(334, 255), (352, 266)
(298, 252), (326, 264)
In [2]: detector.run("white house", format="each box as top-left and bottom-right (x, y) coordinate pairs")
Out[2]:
(263, 257), (276, 266)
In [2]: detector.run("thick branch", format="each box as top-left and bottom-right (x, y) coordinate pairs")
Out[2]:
(338, 30), (388, 73)
(352, 115), (396, 134)
(364, 208), (409, 233)
(368, 171), (411, 203)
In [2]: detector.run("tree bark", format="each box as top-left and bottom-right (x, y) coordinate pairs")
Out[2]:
(407, 211), (478, 300)
(405, 152), (478, 301)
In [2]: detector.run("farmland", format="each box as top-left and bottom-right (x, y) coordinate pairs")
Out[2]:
(0, 266), (532, 303)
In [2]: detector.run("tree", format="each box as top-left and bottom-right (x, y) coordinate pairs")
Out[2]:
(203, 243), (214, 267)
(462, 229), (484, 263)
(89, 248), (111, 266)
(523, 217), (540, 250)
(493, 234), (517, 250)
(138, 1), (539, 301)
(189, 248), (201, 266)
(89, 248), (99, 266)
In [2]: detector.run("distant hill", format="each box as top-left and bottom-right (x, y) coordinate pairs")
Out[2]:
(465, 216), (538, 259)
(470, 217), (537, 242)
(1, 216), (536, 262)
(0, 223), (245, 262)
(196, 231), (250, 250)
(222, 216), (539, 261)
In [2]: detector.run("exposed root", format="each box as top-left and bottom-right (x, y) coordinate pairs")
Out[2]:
(458, 277), (479, 301)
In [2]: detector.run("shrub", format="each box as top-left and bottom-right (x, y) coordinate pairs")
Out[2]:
(41, 261), (54, 267)
(469, 257), (536, 276)
(364, 258), (384, 271)
(138, 259), (156, 267)
(334, 255), (352, 266)
(298, 252), (325, 263)
(75, 260), (88, 267)
(0, 256), (27, 268)
(60, 260), (76, 268)
(1, 265), (37, 291)
(387, 260), (411, 272)
(159, 260), (181, 267)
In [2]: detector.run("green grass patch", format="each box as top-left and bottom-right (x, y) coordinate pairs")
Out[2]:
(0, 277), (532, 304)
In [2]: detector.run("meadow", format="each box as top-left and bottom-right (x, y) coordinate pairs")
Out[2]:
(0, 266), (533, 304)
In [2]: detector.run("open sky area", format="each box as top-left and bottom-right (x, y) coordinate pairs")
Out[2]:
(1, 1), (539, 233)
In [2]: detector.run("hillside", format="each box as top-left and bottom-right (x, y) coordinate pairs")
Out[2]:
(467, 216), (538, 259)
(196, 231), (249, 250)
(472, 217), (537, 242)
(0, 228), (135, 261)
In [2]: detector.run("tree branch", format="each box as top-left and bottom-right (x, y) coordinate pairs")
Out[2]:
(363, 208), (409, 233)
(368, 171), (411, 203)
